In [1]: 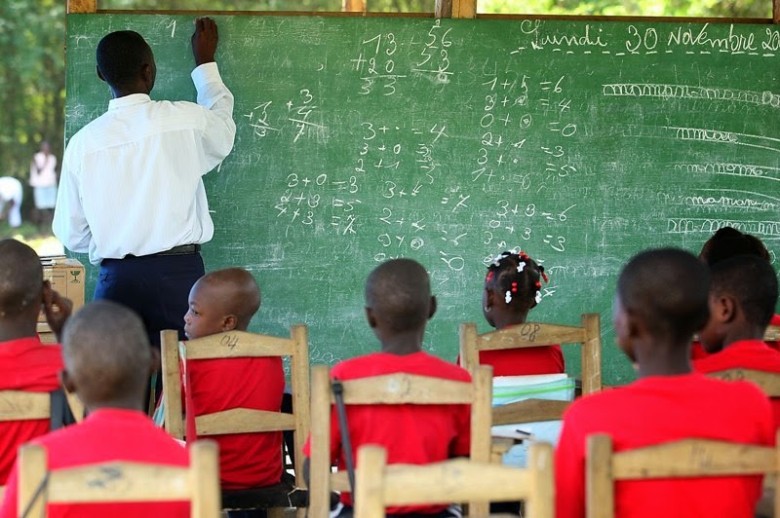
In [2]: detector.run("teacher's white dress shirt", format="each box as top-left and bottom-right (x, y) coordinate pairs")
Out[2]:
(53, 62), (236, 265)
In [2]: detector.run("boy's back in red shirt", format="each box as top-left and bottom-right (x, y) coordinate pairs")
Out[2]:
(0, 337), (63, 485)
(185, 355), (285, 490)
(0, 409), (190, 518)
(303, 351), (472, 514)
(555, 373), (774, 518)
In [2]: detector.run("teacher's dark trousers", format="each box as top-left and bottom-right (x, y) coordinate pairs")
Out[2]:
(95, 252), (205, 347)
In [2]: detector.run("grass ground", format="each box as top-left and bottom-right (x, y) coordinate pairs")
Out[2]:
(0, 222), (64, 256)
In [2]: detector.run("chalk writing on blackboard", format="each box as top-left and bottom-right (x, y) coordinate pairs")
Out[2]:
(66, 15), (780, 387)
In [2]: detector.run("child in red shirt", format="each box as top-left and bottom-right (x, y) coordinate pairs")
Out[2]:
(470, 249), (563, 376)
(302, 258), (471, 518)
(0, 239), (72, 486)
(182, 268), (284, 514)
(692, 227), (779, 359)
(0, 300), (190, 518)
(555, 248), (774, 518)
(694, 255), (780, 426)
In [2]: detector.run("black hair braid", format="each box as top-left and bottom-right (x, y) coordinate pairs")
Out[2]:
(486, 250), (548, 307)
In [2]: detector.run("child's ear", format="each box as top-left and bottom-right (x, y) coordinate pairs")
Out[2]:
(713, 294), (737, 324)
(428, 295), (437, 320)
(624, 308), (644, 343)
(222, 315), (238, 332)
(365, 307), (378, 328)
(60, 369), (77, 394)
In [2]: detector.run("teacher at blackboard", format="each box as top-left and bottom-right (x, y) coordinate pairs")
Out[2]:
(53, 18), (236, 348)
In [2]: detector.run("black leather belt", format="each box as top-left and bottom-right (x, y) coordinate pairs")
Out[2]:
(107, 244), (202, 263)
(154, 244), (201, 256)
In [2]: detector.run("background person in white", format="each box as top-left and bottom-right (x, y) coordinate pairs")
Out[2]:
(53, 18), (236, 359)
(0, 177), (23, 229)
(29, 140), (58, 233)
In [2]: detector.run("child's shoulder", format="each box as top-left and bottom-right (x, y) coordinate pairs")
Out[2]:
(331, 351), (470, 382)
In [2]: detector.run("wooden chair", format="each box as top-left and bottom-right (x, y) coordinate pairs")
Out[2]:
(702, 324), (780, 397)
(0, 389), (85, 497)
(309, 364), (494, 518)
(354, 442), (554, 518)
(161, 327), (310, 516)
(17, 440), (220, 517)
(0, 389), (85, 425)
(460, 314), (601, 431)
(586, 432), (780, 518)
(707, 368), (780, 398)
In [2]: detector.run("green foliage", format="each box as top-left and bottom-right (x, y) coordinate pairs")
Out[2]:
(99, 0), (439, 12)
(99, 0), (771, 16)
(100, 0), (343, 10)
(0, 0), (65, 184)
(479, 0), (771, 17)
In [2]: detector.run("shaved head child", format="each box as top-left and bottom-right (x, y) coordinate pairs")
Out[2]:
(303, 258), (471, 518)
(182, 268), (285, 504)
(555, 248), (774, 518)
(694, 255), (780, 426)
(0, 301), (190, 517)
(0, 239), (71, 485)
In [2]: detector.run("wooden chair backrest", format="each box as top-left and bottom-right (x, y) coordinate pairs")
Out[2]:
(702, 325), (780, 399)
(17, 440), (221, 518)
(460, 313), (601, 425)
(354, 442), (554, 518)
(160, 326), (310, 487)
(0, 391), (50, 422)
(308, 364), (493, 518)
(0, 390), (84, 424)
(0, 389), (85, 501)
(707, 368), (780, 398)
(765, 325), (780, 342)
(586, 432), (780, 518)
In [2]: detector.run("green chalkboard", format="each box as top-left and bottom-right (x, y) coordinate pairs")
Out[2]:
(65, 14), (780, 385)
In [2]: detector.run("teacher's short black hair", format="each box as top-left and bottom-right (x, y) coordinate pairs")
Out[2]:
(96, 30), (153, 89)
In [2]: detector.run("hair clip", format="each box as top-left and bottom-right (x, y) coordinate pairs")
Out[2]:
(505, 291), (513, 304)
(516, 262), (526, 273)
(535, 281), (541, 289)
(485, 271), (495, 282)
(535, 290), (542, 304)
(511, 281), (518, 293)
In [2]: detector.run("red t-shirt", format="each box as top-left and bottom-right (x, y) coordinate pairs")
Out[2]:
(185, 356), (284, 490)
(555, 374), (774, 518)
(0, 336), (63, 485)
(0, 409), (190, 518)
(477, 344), (564, 376)
(302, 351), (471, 514)
(694, 339), (780, 428)
(692, 314), (780, 359)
